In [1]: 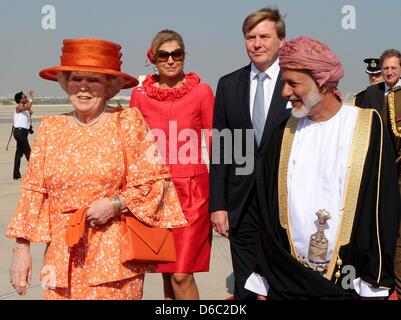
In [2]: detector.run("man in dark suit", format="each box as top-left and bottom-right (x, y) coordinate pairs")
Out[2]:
(359, 49), (401, 114)
(209, 6), (290, 300)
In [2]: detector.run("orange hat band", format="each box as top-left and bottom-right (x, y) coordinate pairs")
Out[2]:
(62, 45), (122, 58)
(61, 53), (122, 71)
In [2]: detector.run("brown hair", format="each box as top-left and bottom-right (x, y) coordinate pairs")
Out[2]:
(242, 6), (286, 38)
(150, 29), (185, 58)
(380, 49), (401, 66)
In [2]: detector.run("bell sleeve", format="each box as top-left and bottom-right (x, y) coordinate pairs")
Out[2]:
(118, 108), (187, 228)
(6, 118), (51, 243)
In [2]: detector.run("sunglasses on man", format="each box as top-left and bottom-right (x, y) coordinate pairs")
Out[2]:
(155, 49), (185, 62)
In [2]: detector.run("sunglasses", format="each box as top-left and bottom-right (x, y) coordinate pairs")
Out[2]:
(155, 49), (185, 62)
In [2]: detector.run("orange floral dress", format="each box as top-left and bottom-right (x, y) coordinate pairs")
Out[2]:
(6, 108), (187, 300)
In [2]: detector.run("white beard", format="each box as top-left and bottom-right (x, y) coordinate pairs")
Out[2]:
(291, 85), (322, 119)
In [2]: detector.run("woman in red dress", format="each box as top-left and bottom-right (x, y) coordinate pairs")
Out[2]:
(130, 30), (214, 300)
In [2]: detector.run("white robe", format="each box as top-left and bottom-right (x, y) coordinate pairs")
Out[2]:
(288, 104), (357, 262)
(246, 105), (388, 297)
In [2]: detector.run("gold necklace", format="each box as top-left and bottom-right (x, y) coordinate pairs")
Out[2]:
(73, 105), (108, 127)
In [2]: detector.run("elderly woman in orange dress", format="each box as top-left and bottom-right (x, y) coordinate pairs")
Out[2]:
(7, 38), (186, 300)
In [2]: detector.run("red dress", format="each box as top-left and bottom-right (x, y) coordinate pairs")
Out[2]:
(130, 72), (214, 272)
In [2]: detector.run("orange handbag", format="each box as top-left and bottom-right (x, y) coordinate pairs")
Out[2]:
(120, 213), (176, 264)
(116, 111), (176, 264)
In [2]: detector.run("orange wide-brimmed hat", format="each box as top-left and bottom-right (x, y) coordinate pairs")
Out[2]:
(39, 38), (139, 88)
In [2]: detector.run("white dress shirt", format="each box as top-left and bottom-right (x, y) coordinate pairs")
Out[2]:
(385, 78), (401, 96)
(249, 59), (280, 121)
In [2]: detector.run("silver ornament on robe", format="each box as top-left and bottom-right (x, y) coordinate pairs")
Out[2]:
(301, 209), (331, 275)
(308, 209), (331, 262)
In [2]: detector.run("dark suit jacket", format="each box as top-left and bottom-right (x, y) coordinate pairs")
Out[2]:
(209, 64), (291, 228)
(352, 89), (366, 107)
(360, 82), (385, 114)
(396, 222), (401, 299)
(360, 82), (401, 173)
(360, 80), (401, 114)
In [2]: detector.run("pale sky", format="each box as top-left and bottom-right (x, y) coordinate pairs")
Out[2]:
(0, 0), (400, 97)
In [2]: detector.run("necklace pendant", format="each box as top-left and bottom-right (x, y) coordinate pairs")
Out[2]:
(73, 105), (108, 127)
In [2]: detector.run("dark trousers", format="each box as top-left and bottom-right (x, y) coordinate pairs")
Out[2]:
(13, 128), (31, 179)
(229, 191), (261, 300)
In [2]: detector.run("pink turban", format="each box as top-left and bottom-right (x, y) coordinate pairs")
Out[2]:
(279, 36), (344, 100)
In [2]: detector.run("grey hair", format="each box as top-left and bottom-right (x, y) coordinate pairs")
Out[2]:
(57, 71), (125, 100)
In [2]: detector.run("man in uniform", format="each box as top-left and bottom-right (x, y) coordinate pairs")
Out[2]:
(357, 50), (401, 190)
(365, 58), (384, 85)
(247, 37), (401, 299)
(358, 49), (401, 114)
(353, 58), (383, 106)
(390, 86), (401, 301)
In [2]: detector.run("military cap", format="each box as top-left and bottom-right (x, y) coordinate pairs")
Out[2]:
(363, 58), (381, 74)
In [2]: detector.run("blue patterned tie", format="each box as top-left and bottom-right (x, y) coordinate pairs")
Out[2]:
(252, 72), (268, 145)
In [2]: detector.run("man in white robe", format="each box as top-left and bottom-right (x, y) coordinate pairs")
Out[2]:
(247, 36), (401, 300)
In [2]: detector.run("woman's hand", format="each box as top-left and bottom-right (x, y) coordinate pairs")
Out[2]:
(86, 197), (118, 227)
(10, 240), (32, 296)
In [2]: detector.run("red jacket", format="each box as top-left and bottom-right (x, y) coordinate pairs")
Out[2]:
(130, 72), (214, 177)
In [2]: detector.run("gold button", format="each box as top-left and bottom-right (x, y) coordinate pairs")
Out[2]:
(335, 271), (341, 279)
(337, 259), (343, 266)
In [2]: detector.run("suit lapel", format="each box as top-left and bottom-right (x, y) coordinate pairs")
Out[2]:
(236, 65), (253, 129)
(259, 74), (289, 149)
